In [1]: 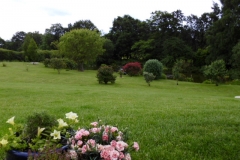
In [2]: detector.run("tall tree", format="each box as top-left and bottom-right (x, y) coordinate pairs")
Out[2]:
(58, 29), (105, 71)
(26, 38), (38, 62)
(162, 37), (194, 68)
(106, 15), (145, 60)
(42, 23), (65, 50)
(10, 31), (26, 51)
(0, 37), (5, 48)
(68, 20), (99, 32)
(206, 1), (239, 66)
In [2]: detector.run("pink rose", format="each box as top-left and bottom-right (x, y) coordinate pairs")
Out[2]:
(87, 139), (96, 147)
(74, 132), (82, 140)
(102, 133), (109, 141)
(90, 122), (98, 127)
(125, 153), (131, 160)
(110, 140), (117, 148)
(91, 127), (100, 133)
(83, 130), (90, 136)
(119, 152), (125, 159)
(104, 126), (110, 132)
(116, 141), (128, 151)
(110, 150), (120, 160)
(111, 127), (118, 133)
(81, 145), (87, 154)
(100, 149), (110, 159)
(77, 140), (83, 146)
(116, 135), (122, 141)
(133, 142), (139, 151)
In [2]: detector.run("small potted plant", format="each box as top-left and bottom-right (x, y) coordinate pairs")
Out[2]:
(0, 111), (78, 160)
(0, 112), (139, 160)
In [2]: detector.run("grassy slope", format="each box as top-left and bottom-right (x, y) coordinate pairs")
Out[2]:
(0, 62), (240, 159)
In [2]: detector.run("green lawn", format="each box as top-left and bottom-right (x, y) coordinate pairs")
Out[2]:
(0, 62), (240, 159)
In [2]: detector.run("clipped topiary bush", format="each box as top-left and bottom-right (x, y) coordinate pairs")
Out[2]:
(97, 65), (116, 84)
(143, 59), (163, 80)
(123, 62), (142, 76)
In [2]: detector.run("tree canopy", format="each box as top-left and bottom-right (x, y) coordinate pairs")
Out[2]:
(58, 29), (105, 71)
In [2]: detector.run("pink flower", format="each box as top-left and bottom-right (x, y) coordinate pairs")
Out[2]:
(110, 140), (117, 148)
(91, 127), (100, 133)
(110, 150), (120, 160)
(133, 142), (139, 151)
(104, 126), (110, 132)
(116, 135), (122, 141)
(125, 153), (131, 160)
(77, 140), (83, 146)
(102, 133), (109, 141)
(81, 145), (87, 154)
(116, 141), (128, 151)
(87, 139), (96, 147)
(119, 152), (125, 159)
(110, 127), (118, 133)
(74, 132), (82, 140)
(82, 130), (90, 136)
(68, 150), (78, 159)
(90, 122), (98, 127)
(100, 149), (110, 159)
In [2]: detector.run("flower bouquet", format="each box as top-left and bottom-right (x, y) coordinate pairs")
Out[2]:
(0, 111), (139, 160)
(68, 121), (139, 160)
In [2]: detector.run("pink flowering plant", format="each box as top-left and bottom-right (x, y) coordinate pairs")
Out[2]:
(0, 112), (139, 160)
(68, 120), (139, 160)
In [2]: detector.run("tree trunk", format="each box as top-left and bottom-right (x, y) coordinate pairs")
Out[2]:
(78, 63), (84, 71)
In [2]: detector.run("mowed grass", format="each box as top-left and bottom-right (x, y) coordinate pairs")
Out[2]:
(0, 62), (240, 159)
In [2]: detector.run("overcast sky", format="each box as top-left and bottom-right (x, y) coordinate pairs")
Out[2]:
(0, 0), (221, 41)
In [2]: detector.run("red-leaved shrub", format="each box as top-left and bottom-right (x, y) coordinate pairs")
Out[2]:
(123, 62), (142, 76)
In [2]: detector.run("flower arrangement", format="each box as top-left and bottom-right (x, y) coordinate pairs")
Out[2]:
(0, 111), (139, 160)
(68, 120), (139, 160)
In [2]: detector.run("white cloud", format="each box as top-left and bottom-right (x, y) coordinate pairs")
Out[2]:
(0, 0), (221, 40)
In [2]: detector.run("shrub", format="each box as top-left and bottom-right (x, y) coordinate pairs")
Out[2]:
(143, 59), (163, 80)
(97, 65), (116, 84)
(203, 59), (227, 86)
(43, 58), (51, 67)
(202, 79), (214, 84)
(143, 72), (156, 86)
(2, 62), (6, 67)
(123, 62), (142, 76)
(50, 58), (66, 74)
(161, 73), (167, 79)
(63, 58), (77, 70)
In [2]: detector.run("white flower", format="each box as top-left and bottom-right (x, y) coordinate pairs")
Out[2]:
(57, 119), (68, 128)
(50, 130), (61, 139)
(37, 127), (45, 137)
(6, 116), (15, 125)
(0, 139), (8, 146)
(65, 112), (78, 120)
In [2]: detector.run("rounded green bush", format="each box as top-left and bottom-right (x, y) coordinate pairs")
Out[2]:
(143, 59), (163, 80)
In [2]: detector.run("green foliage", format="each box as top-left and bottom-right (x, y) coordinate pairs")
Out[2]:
(0, 48), (24, 61)
(162, 37), (194, 68)
(203, 59), (227, 86)
(50, 58), (66, 74)
(143, 59), (163, 80)
(24, 112), (57, 142)
(43, 58), (51, 67)
(97, 65), (116, 84)
(2, 62), (6, 67)
(161, 73), (167, 79)
(62, 58), (77, 70)
(172, 59), (185, 85)
(202, 79), (214, 84)
(25, 38), (38, 62)
(143, 72), (155, 86)
(59, 29), (105, 71)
